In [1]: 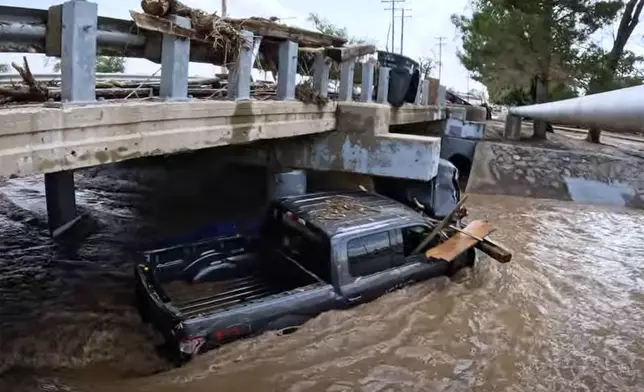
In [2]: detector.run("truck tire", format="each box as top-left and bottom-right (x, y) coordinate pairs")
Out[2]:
(134, 280), (151, 324)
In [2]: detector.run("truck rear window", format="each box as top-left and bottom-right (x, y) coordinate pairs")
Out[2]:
(262, 208), (331, 283)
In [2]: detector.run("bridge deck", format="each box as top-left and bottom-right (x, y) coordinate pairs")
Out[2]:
(0, 100), (448, 178)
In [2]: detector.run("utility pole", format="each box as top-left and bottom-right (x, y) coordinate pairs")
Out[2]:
(399, 8), (412, 54)
(221, 0), (228, 76)
(382, 0), (405, 52)
(385, 23), (391, 52)
(436, 36), (446, 82)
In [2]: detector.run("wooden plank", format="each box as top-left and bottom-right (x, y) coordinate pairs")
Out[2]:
(411, 194), (469, 255)
(425, 220), (494, 262)
(224, 17), (347, 47)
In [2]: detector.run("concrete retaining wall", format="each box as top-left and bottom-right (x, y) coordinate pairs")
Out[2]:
(467, 141), (644, 208)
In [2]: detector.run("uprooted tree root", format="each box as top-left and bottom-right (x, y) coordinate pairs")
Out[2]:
(140, 0), (245, 66)
(0, 57), (49, 105)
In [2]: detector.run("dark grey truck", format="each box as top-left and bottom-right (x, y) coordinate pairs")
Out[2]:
(135, 191), (475, 364)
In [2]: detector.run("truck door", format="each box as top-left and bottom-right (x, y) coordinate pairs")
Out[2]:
(338, 229), (403, 306)
(395, 224), (450, 284)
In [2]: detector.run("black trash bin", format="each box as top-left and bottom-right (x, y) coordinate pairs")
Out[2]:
(377, 51), (419, 107)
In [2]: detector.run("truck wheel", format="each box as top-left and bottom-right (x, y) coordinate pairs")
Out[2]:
(134, 284), (151, 323)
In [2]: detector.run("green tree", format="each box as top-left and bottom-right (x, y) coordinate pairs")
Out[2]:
(584, 0), (644, 143)
(452, 0), (622, 139)
(52, 56), (126, 73)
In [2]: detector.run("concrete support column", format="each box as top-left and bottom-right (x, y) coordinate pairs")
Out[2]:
(360, 60), (375, 102)
(376, 66), (390, 104)
(277, 40), (298, 100)
(160, 15), (191, 99)
(45, 0), (97, 236)
(227, 30), (254, 100)
(338, 59), (355, 101)
(504, 114), (522, 140)
(313, 54), (331, 98)
(267, 169), (307, 199)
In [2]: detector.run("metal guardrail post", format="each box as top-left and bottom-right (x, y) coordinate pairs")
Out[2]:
(338, 59), (355, 101)
(414, 79), (422, 105)
(61, 0), (97, 103)
(376, 66), (390, 104)
(420, 79), (430, 105)
(312, 53), (331, 98)
(360, 60), (374, 102)
(227, 30), (253, 100)
(46, 0), (98, 237)
(437, 85), (447, 105)
(160, 15), (191, 99)
(277, 40), (298, 100)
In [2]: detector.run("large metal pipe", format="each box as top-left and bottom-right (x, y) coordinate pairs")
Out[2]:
(509, 85), (644, 133)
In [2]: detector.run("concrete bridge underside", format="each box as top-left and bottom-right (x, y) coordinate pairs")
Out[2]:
(1, 99), (457, 235)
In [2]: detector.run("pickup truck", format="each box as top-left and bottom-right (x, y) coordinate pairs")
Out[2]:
(135, 191), (476, 364)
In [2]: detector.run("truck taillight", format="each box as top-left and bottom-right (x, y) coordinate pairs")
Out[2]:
(285, 211), (306, 225)
(215, 326), (242, 341)
(179, 336), (205, 355)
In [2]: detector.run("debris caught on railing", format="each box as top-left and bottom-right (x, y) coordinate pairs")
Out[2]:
(0, 57), (49, 104)
(0, 57), (333, 105)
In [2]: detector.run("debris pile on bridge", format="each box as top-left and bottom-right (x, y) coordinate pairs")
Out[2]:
(0, 58), (333, 105)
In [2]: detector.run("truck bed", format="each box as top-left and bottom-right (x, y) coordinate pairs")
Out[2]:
(162, 275), (283, 318)
(144, 233), (323, 320)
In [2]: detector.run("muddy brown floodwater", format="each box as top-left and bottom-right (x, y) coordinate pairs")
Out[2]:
(1, 159), (644, 392)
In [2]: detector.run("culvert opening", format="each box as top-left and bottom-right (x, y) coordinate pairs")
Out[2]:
(448, 154), (472, 191)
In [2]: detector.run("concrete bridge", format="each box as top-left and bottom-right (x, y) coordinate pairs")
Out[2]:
(0, 0), (468, 237)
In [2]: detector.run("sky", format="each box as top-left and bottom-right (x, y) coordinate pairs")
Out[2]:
(1, 0), (483, 94)
(2, 0), (643, 96)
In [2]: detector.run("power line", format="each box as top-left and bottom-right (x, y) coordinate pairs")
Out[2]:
(382, 0), (406, 53)
(436, 36), (446, 82)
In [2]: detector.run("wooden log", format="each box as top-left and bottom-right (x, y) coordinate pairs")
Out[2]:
(425, 220), (494, 262)
(476, 239), (513, 263)
(325, 44), (376, 62)
(130, 11), (212, 44)
(224, 17), (347, 47)
(299, 45), (377, 62)
(140, 0), (190, 17)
